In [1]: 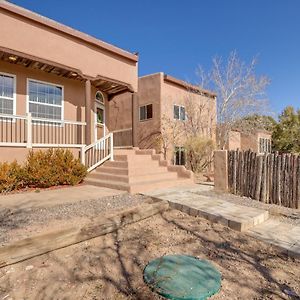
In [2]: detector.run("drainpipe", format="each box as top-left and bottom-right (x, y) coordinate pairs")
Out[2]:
(85, 80), (92, 145)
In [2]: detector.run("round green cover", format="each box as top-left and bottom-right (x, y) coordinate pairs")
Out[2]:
(143, 255), (221, 300)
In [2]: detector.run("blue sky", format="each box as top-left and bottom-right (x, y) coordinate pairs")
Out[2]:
(10, 0), (300, 115)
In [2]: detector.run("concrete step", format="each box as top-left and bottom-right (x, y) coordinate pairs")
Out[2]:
(84, 178), (130, 192)
(88, 171), (178, 184)
(113, 154), (157, 163)
(104, 161), (128, 168)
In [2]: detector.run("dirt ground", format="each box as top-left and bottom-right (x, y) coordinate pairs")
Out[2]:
(0, 208), (299, 300)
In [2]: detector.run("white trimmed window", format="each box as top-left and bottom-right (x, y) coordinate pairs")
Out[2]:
(0, 73), (15, 115)
(174, 105), (185, 121)
(259, 138), (271, 153)
(174, 146), (186, 165)
(28, 79), (63, 120)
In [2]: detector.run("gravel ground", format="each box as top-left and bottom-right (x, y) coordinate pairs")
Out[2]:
(0, 193), (148, 245)
(0, 209), (299, 300)
(195, 187), (300, 226)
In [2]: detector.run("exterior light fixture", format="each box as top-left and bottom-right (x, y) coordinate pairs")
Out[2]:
(71, 72), (77, 77)
(8, 56), (17, 61)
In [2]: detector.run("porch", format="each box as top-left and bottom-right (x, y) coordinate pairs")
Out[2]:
(0, 47), (139, 171)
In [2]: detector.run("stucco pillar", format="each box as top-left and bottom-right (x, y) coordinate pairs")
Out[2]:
(132, 92), (138, 147)
(214, 150), (228, 192)
(85, 80), (92, 145)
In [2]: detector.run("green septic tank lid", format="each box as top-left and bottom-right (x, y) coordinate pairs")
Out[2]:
(143, 255), (221, 300)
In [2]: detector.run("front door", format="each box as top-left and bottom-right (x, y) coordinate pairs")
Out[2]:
(94, 91), (105, 142)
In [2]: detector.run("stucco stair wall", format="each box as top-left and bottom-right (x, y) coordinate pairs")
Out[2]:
(85, 148), (194, 194)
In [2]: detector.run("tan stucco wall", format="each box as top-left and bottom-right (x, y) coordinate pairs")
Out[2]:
(161, 76), (216, 162)
(0, 147), (80, 164)
(226, 131), (241, 150)
(0, 61), (86, 121)
(137, 73), (216, 162)
(0, 7), (138, 91)
(136, 74), (162, 151)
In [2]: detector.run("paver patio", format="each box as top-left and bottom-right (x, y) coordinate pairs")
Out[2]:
(143, 184), (300, 258)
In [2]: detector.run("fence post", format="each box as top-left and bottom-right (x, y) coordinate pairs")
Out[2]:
(80, 145), (86, 166)
(214, 150), (228, 192)
(26, 113), (32, 148)
(110, 133), (114, 161)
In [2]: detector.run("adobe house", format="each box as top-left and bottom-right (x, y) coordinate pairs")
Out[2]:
(137, 72), (217, 165)
(226, 129), (272, 153)
(0, 1), (195, 193)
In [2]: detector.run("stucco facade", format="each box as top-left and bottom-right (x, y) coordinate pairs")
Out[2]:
(0, 1), (138, 162)
(226, 130), (272, 153)
(137, 73), (217, 163)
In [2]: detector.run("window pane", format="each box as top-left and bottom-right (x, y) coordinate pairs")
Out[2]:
(0, 75), (14, 98)
(140, 106), (146, 121)
(180, 106), (186, 121)
(0, 98), (13, 114)
(29, 81), (63, 120)
(146, 104), (153, 119)
(174, 105), (179, 119)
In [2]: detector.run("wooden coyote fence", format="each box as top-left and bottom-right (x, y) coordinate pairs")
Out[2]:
(228, 150), (300, 209)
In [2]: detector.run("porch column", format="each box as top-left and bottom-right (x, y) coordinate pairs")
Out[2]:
(132, 92), (138, 147)
(85, 80), (92, 145)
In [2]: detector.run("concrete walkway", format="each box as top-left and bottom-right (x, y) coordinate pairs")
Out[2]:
(143, 184), (300, 258)
(0, 184), (126, 210)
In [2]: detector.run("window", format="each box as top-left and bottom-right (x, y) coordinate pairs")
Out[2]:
(139, 104), (153, 121)
(96, 106), (104, 124)
(174, 146), (185, 166)
(95, 91), (104, 104)
(174, 105), (185, 121)
(259, 138), (271, 153)
(0, 73), (15, 115)
(28, 79), (63, 120)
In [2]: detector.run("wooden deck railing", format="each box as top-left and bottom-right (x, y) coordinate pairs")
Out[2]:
(0, 113), (86, 148)
(81, 133), (113, 172)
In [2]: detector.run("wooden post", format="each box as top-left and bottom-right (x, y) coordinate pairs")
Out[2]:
(26, 113), (32, 148)
(85, 80), (92, 145)
(131, 92), (138, 147)
(110, 133), (114, 161)
(80, 145), (86, 166)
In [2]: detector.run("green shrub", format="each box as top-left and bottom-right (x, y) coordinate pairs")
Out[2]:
(24, 149), (87, 188)
(0, 149), (87, 193)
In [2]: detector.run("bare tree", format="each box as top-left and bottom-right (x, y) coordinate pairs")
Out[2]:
(197, 51), (270, 149)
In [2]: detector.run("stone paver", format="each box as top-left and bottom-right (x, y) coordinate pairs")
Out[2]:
(144, 185), (268, 232)
(0, 184), (127, 210)
(143, 184), (300, 258)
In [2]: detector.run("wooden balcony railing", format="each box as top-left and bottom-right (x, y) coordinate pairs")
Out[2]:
(0, 113), (86, 148)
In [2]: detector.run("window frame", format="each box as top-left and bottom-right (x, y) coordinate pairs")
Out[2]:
(173, 104), (185, 121)
(259, 137), (271, 154)
(0, 71), (17, 117)
(26, 78), (64, 123)
(174, 146), (186, 166)
(139, 103), (153, 121)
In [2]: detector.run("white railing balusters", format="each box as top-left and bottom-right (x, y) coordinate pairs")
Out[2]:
(82, 133), (113, 172)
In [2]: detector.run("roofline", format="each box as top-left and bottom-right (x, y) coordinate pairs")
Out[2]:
(163, 74), (217, 98)
(0, 0), (138, 63)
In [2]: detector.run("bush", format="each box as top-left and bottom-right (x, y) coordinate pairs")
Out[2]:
(184, 136), (215, 173)
(24, 149), (87, 188)
(0, 161), (25, 193)
(0, 149), (87, 193)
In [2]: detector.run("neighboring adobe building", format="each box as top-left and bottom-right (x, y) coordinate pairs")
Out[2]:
(137, 72), (217, 164)
(226, 129), (272, 154)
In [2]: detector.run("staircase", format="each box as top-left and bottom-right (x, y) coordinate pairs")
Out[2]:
(85, 148), (194, 194)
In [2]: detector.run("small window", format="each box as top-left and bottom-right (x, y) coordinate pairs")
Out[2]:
(95, 91), (104, 104)
(139, 104), (153, 121)
(259, 138), (271, 153)
(96, 107), (104, 124)
(28, 79), (63, 120)
(0, 73), (15, 115)
(174, 146), (185, 166)
(174, 105), (185, 121)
